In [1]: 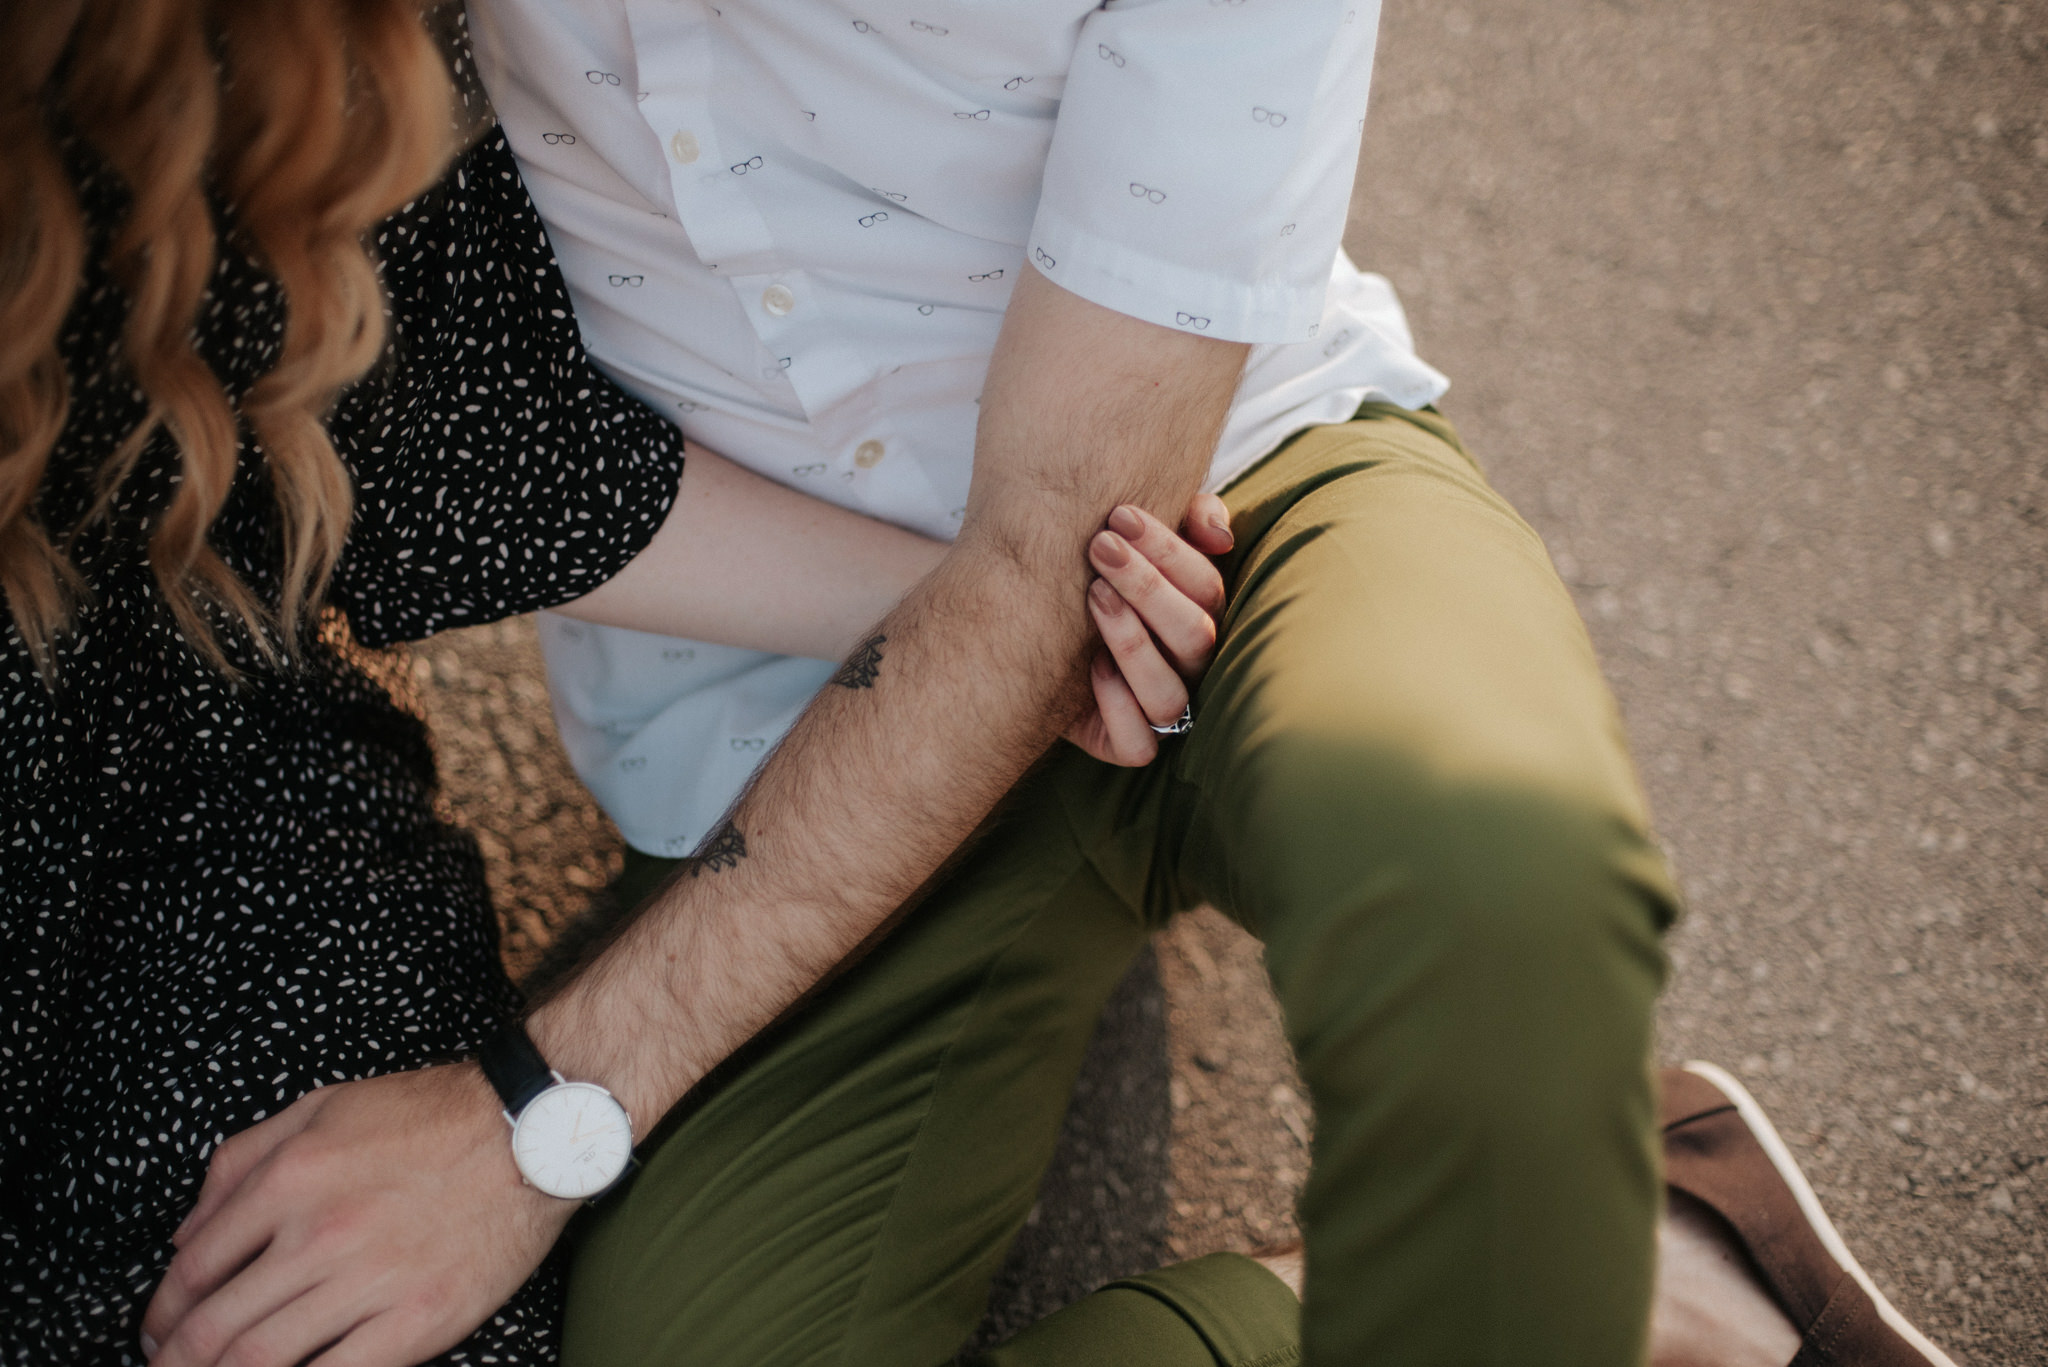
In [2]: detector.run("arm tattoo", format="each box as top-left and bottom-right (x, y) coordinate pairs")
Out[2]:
(832, 632), (887, 690)
(691, 821), (749, 877)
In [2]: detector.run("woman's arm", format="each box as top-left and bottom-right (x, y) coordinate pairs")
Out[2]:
(549, 442), (946, 663)
(335, 127), (1226, 705)
(553, 437), (1234, 765)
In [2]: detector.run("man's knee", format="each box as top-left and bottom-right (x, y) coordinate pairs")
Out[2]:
(1249, 763), (1669, 1367)
(1227, 739), (1675, 1075)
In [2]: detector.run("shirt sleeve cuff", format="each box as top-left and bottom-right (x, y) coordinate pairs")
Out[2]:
(1026, 202), (1330, 345)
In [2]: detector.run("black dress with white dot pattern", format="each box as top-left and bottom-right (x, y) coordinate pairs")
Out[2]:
(0, 128), (681, 1364)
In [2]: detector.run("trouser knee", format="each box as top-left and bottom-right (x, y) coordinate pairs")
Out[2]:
(1225, 752), (1675, 1361)
(1225, 744), (1674, 1132)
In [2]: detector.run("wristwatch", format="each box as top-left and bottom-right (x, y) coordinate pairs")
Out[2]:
(476, 1021), (635, 1201)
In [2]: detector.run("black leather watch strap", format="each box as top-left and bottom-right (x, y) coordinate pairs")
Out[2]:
(476, 1020), (555, 1118)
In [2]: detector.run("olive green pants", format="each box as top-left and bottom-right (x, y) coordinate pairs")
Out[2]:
(563, 406), (1678, 1366)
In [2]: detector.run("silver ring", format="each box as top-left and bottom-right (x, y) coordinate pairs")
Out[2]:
(1149, 705), (1194, 737)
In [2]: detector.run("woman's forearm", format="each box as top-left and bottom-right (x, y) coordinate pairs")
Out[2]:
(552, 441), (948, 660)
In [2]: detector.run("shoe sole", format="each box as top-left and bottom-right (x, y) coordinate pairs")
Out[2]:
(1681, 1060), (1962, 1367)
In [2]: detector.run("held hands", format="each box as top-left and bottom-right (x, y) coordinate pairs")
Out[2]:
(1064, 491), (1233, 766)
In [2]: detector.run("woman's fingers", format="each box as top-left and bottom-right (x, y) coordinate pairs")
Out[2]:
(1089, 527), (1218, 676)
(1106, 504), (1226, 615)
(1072, 497), (1232, 762)
(1179, 491), (1234, 558)
(1088, 579), (1190, 726)
(1084, 650), (1161, 766)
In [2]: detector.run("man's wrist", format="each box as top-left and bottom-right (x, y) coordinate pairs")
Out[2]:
(448, 1060), (560, 1208)
(470, 1019), (642, 1200)
(521, 994), (666, 1145)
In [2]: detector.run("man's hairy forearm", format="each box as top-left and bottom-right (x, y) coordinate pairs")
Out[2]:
(526, 269), (1248, 1132)
(529, 549), (1096, 1125)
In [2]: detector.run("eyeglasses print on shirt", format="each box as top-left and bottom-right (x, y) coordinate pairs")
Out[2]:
(1097, 44), (1125, 67)
(793, 463), (828, 477)
(954, 108), (991, 120)
(731, 737), (768, 752)
(1129, 182), (1167, 204)
(608, 274), (645, 287)
(541, 132), (577, 145)
(872, 189), (909, 202)
(851, 18), (874, 31)
(731, 155), (764, 174)
(1280, 223), (1297, 236)
(1004, 76), (1034, 90)
(1252, 106), (1288, 127)
(917, 303), (936, 314)
(586, 70), (620, 85)
(859, 211), (889, 227)
(1322, 328), (1354, 359)
(1033, 246), (1056, 269)
(909, 19), (948, 33)
(968, 269), (1004, 282)
(1176, 312), (1212, 331)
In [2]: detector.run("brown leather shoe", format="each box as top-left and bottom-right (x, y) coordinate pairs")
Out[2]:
(1662, 1062), (1961, 1367)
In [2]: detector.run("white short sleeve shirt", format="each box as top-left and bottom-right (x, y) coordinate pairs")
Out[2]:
(468, 0), (1448, 857)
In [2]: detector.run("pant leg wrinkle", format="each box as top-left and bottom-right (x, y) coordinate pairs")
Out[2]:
(567, 787), (1152, 1367)
(1172, 408), (1676, 1365)
(823, 902), (1071, 1367)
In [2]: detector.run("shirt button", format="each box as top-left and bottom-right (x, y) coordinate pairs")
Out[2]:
(854, 440), (885, 468)
(761, 284), (796, 316)
(669, 130), (700, 164)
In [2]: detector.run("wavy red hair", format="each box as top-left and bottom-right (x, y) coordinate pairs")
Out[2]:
(0, 0), (458, 678)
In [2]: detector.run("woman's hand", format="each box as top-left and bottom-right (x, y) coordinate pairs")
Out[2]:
(1064, 491), (1233, 766)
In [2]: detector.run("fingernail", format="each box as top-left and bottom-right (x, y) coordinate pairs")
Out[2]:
(1089, 578), (1121, 614)
(1091, 530), (1130, 569)
(1209, 514), (1235, 550)
(1108, 505), (1144, 539)
(141, 1333), (159, 1359)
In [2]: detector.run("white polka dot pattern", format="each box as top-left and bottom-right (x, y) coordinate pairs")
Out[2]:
(0, 126), (682, 1363)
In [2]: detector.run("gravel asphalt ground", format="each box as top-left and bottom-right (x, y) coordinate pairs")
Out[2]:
(1347, 3), (2045, 1359)
(416, 1), (2045, 1359)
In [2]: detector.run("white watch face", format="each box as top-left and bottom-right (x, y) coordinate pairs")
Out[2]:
(510, 1082), (633, 1200)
